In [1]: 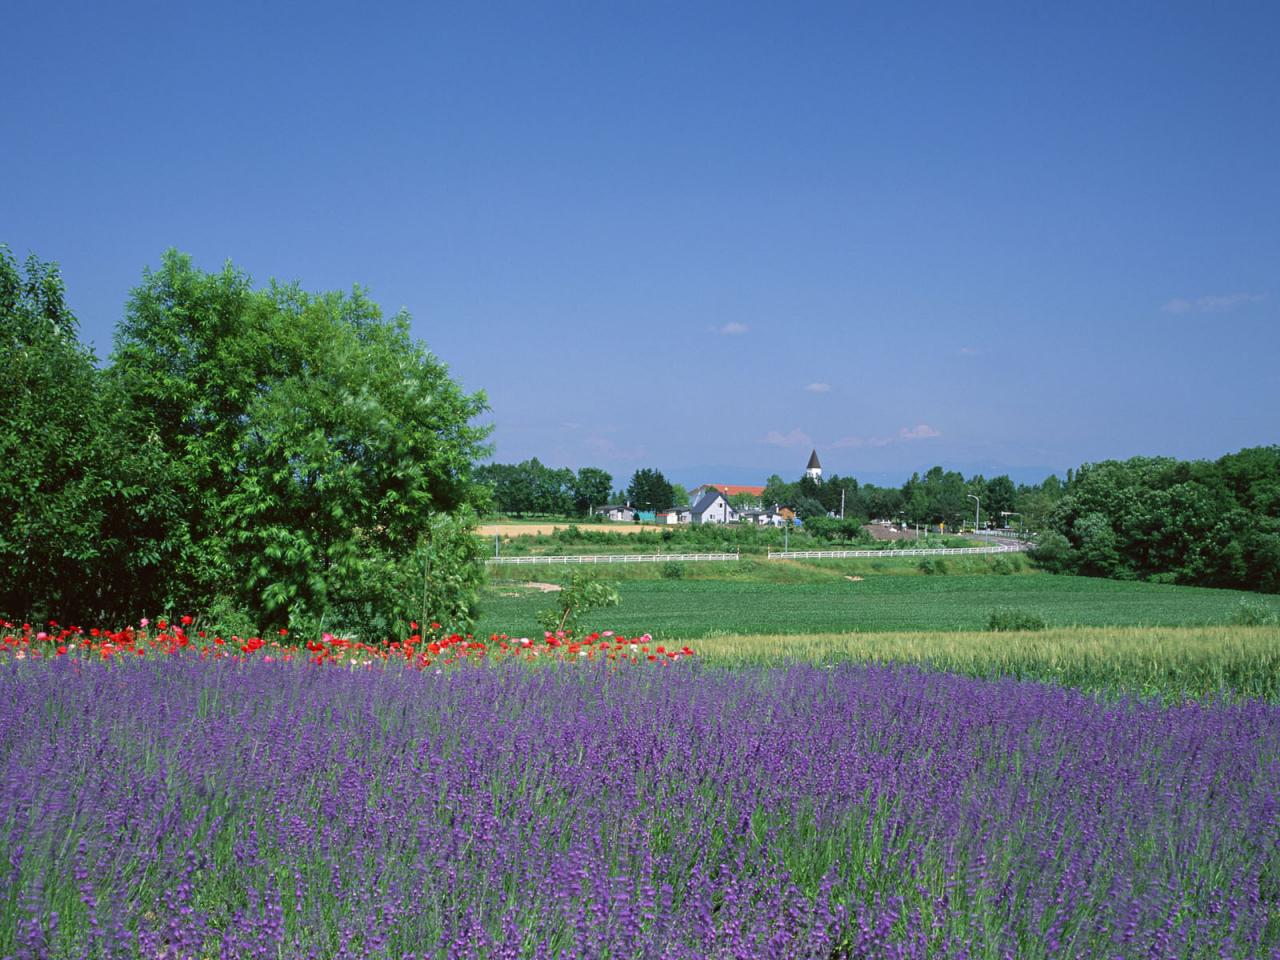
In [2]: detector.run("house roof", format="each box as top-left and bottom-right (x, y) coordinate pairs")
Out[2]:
(692, 483), (766, 497)
(691, 490), (728, 514)
(806, 450), (822, 470)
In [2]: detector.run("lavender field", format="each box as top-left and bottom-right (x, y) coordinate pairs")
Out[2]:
(2, 657), (1277, 959)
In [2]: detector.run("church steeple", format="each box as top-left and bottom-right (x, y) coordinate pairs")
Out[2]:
(805, 449), (822, 481)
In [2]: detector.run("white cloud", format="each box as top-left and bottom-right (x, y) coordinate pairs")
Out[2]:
(958, 346), (982, 356)
(804, 382), (831, 393)
(899, 424), (941, 440)
(717, 322), (749, 335)
(1161, 292), (1266, 314)
(832, 425), (941, 447)
(763, 428), (813, 448)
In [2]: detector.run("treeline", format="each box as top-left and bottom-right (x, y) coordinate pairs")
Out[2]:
(1033, 449), (1280, 593)
(1, 246), (491, 635)
(759, 469), (1062, 528)
(475, 462), (687, 515)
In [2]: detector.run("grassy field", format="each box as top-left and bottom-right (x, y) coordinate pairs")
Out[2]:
(478, 573), (1267, 639)
(693, 625), (1280, 701)
(490, 554), (1035, 582)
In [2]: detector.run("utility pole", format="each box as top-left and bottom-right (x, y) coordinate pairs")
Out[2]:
(840, 487), (845, 519)
(966, 494), (981, 534)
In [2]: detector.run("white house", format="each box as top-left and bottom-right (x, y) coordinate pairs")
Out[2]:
(690, 491), (736, 524)
(595, 505), (637, 522)
(739, 505), (788, 527)
(657, 507), (692, 524)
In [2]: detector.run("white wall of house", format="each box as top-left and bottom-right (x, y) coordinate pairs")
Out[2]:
(694, 495), (736, 524)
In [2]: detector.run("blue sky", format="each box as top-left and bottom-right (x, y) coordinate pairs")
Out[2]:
(4, 1), (1277, 487)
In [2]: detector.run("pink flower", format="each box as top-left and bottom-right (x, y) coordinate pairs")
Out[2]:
(139, 618), (149, 628)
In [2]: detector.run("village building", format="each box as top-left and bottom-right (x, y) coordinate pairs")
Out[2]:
(594, 504), (637, 522)
(687, 483), (766, 505)
(738, 505), (789, 527)
(690, 490), (737, 524)
(805, 449), (822, 481)
(656, 507), (692, 524)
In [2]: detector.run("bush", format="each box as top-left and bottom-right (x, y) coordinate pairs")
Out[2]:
(917, 557), (949, 575)
(536, 571), (620, 634)
(1228, 597), (1278, 626)
(660, 561), (686, 580)
(1029, 531), (1076, 574)
(987, 608), (1047, 632)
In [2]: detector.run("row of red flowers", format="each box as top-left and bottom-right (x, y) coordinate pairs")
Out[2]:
(0, 617), (694, 668)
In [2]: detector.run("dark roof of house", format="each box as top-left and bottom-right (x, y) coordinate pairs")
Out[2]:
(691, 490), (727, 514)
(806, 449), (822, 470)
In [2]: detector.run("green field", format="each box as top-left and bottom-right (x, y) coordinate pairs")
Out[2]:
(478, 573), (1265, 640)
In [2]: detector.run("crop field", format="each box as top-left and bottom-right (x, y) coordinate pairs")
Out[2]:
(2, 653), (1277, 958)
(695, 625), (1280, 701)
(478, 574), (1263, 640)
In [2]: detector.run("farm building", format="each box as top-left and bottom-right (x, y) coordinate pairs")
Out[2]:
(594, 505), (637, 522)
(690, 491), (737, 524)
(657, 507), (692, 524)
(739, 506), (788, 527)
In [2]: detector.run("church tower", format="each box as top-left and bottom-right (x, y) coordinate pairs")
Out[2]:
(805, 449), (822, 481)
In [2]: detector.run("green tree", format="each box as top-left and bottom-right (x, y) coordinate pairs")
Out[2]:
(572, 467), (613, 516)
(109, 251), (491, 634)
(0, 247), (107, 620)
(985, 475), (1017, 520)
(762, 474), (796, 510)
(626, 468), (676, 512)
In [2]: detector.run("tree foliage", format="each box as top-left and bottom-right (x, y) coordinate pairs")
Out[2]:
(474, 459), (610, 517)
(0, 247), (106, 619)
(626, 468), (676, 512)
(2, 247), (492, 634)
(1034, 450), (1280, 592)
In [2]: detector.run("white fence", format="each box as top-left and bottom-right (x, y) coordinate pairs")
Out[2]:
(487, 552), (740, 566)
(768, 544), (1027, 560)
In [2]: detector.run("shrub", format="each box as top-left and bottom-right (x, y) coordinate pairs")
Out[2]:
(987, 608), (1047, 632)
(660, 561), (686, 580)
(1029, 531), (1076, 574)
(990, 557), (1013, 575)
(537, 571), (620, 633)
(917, 557), (949, 575)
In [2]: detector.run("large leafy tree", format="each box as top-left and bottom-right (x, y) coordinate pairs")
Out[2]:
(1037, 450), (1280, 591)
(108, 251), (491, 634)
(0, 247), (106, 619)
(572, 467), (613, 516)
